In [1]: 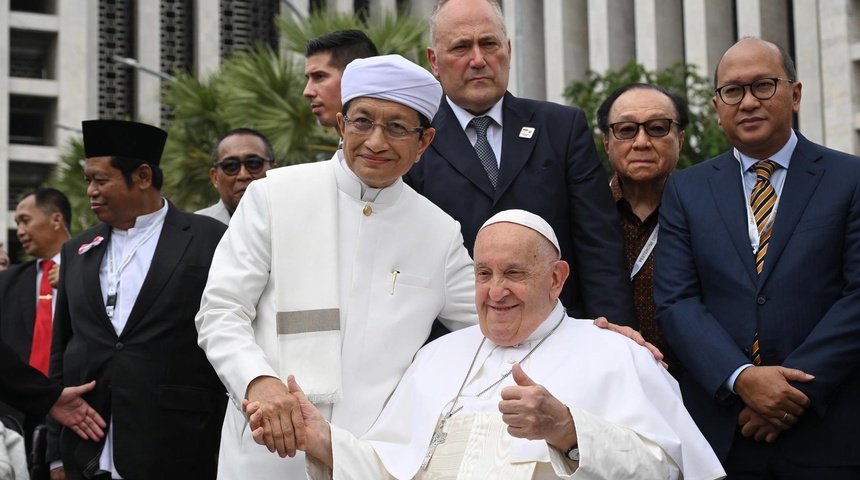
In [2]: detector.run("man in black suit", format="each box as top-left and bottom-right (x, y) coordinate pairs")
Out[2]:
(47, 120), (227, 480)
(405, 0), (634, 326)
(0, 188), (72, 478)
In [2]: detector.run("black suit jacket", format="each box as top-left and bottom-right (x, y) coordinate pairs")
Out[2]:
(0, 339), (60, 417)
(655, 133), (860, 465)
(405, 93), (635, 325)
(47, 204), (227, 480)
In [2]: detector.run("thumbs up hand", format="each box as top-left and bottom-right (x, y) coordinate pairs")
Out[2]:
(499, 364), (577, 451)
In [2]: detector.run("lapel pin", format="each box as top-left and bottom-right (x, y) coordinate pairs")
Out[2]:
(519, 127), (535, 139)
(78, 235), (105, 255)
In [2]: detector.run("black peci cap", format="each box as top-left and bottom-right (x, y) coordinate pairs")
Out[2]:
(82, 120), (168, 165)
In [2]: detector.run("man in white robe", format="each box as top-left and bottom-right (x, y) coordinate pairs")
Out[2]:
(248, 210), (726, 479)
(195, 55), (477, 480)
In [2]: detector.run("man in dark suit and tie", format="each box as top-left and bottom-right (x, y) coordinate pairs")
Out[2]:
(405, 0), (634, 326)
(655, 38), (860, 478)
(47, 120), (227, 480)
(0, 188), (71, 478)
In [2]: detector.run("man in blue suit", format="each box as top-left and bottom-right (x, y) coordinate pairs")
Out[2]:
(404, 0), (634, 327)
(655, 37), (860, 478)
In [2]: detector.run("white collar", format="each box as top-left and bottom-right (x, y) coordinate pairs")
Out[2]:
(735, 129), (798, 171)
(334, 150), (404, 204)
(446, 96), (505, 131)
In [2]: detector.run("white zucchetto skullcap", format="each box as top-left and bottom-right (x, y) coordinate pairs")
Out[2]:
(341, 54), (442, 121)
(480, 209), (561, 257)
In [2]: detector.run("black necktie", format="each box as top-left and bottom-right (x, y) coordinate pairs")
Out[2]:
(470, 116), (498, 188)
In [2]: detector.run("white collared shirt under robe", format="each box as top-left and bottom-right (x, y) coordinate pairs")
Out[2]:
(309, 302), (726, 480)
(196, 151), (478, 480)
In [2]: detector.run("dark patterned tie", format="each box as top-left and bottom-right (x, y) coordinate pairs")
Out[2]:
(470, 116), (498, 188)
(749, 160), (777, 365)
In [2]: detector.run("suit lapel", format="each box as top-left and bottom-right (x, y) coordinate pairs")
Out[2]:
(496, 93), (539, 202)
(428, 98), (496, 199)
(708, 153), (759, 285)
(121, 204), (190, 337)
(80, 224), (114, 334)
(758, 134), (824, 284)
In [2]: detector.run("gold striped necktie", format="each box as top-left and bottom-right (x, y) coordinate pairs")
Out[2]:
(750, 160), (777, 365)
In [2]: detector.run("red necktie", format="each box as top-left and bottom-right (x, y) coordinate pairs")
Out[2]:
(29, 259), (55, 375)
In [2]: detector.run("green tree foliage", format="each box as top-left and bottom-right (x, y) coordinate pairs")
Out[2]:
(564, 60), (730, 174)
(45, 139), (99, 235)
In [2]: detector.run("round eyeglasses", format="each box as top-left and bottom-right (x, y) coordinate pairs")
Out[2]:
(343, 116), (424, 140)
(608, 118), (680, 141)
(715, 77), (794, 105)
(213, 157), (273, 176)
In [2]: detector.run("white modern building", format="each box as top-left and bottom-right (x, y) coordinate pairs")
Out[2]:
(2, 0), (858, 255)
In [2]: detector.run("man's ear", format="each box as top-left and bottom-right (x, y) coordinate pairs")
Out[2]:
(135, 163), (153, 189)
(209, 168), (219, 188)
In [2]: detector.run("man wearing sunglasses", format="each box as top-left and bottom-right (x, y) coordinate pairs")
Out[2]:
(197, 128), (277, 224)
(596, 84), (688, 381)
(655, 38), (860, 478)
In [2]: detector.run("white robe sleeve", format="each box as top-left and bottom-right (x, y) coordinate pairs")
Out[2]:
(305, 423), (395, 480)
(436, 224), (478, 333)
(547, 407), (680, 479)
(195, 180), (280, 410)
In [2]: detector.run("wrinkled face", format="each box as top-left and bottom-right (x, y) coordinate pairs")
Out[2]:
(339, 97), (435, 188)
(473, 222), (568, 347)
(713, 39), (801, 160)
(428, 0), (511, 115)
(15, 194), (62, 259)
(304, 52), (344, 128)
(84, 156), (145, 229)
(210, 134), (274, 215)
(604, 88), (684, 185)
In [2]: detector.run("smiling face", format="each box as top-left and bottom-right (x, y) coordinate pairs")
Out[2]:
(428, 0), (511, 115)
(84, 156), (149, 229)
(304, 52), (344, 128)
(713, 39), (801, 160)
(604, 88), (684, 185)
(473, 222), (569, 346)
(339, 97), (435, 188)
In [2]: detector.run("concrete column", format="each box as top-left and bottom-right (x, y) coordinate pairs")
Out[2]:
(370, 0), (396, 22)
(195, 0), (221, 77)
(683, 0), (734, 83)
(136, 1), (162, 126)
(0, 0), (9, 243)
(506, 0), (545, 100)
(408, 0), (435, 20)
(56, 0), (89, 150)
(635, 0), (683, 71)
(332, 0), (353, 14)
(792, 0), (824, 144)
(818, 0), (856, 152)
(736, 0), (789, 48)
(587, 0), (635, 74)
(543, 0), (587, 105)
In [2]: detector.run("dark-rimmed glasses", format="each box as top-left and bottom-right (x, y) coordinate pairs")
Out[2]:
(343, 116), (424, 139)
(213, 157), (273, 176)
(715, 77), (794, 105)
(608, 119), (680, 141)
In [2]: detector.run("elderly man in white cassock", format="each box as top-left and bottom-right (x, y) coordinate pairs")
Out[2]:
(247, 209), (726, 479)
(195, 54), (477, 480)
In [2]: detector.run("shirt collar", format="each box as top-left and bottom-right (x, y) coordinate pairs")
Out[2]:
(736, 129), (798, 171)
(446, 96), (505, 131)
(118, 199), (168, 232)
(38, 253), (61, 269)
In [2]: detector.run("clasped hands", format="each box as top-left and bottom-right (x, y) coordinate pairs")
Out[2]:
(733, 365), (814, 443)
(243, 365), (578, 463)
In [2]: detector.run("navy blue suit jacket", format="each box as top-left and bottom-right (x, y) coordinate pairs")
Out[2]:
(655, 132), (860, 466)
(405, 93), (635, 326)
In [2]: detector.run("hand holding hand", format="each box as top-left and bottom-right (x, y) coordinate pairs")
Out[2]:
(592, 317), (667, 369)
(499, 364), (577, 451)
(49, 380), (106, 441)
(738, 406), (784, 443)
(734, 366), (813, 428)
(246, 375), (333, 468)
(245, 375), (305, 458)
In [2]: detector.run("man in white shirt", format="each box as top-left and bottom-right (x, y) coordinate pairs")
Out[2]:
(196, 54), (477, 480)
(248, 209), (725, 479)
(47, 120), (227, 480)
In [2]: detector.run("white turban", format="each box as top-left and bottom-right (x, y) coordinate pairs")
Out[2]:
(341, 54), (442, 121)
(480, 209), (562, 257)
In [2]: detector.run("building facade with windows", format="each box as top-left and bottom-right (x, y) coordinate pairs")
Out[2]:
(2, 0), (858, 253)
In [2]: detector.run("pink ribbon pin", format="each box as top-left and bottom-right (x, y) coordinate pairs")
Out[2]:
(78, 236), (105, 255)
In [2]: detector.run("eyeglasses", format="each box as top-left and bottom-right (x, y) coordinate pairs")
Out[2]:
(608, 119), (680, 141)
(213, 156), (273, 176)
(715, 77), (794, 105)
(343, 116), (424, 139)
